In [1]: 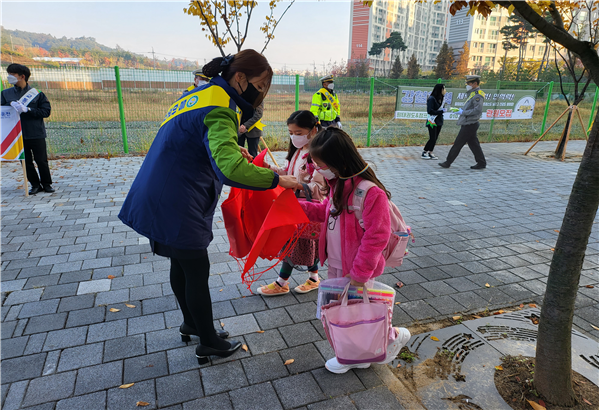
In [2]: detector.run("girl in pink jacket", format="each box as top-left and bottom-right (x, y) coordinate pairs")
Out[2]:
(301, 128), (411, 374)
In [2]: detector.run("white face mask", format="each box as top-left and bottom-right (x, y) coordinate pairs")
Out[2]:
(466, 85), (473, 91)
(291, 134), (310, 149)
(316, 167), (336, 180)
(7, 74), (18, 85)
(195, 79), (208, 87)
(327, 83), (334, 90)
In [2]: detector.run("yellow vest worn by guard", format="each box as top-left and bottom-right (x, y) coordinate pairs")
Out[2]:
(310, 88), (341, 122)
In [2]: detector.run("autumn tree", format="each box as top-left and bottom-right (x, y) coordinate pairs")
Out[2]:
(389, 56), (403, 79)
(406, 53), (420, 79)
(500, 13), (537, 81)
(434, 41), (455, 79)
(455, 41), (470, 77)
(347, 57), (370, 78)
(184, 0), (295, 56)
(449, 0), (599, 407)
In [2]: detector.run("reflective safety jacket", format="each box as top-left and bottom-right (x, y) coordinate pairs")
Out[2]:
(119, 76), (279, 250)
(310, 88), (341, 122)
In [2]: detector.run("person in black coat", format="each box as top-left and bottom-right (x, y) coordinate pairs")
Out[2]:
(1, 64), (53, 194)
(237, 101), (264, 157)
(422, 83), (446, 160)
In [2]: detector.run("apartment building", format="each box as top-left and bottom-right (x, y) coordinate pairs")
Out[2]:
(348, 0), (450, 75)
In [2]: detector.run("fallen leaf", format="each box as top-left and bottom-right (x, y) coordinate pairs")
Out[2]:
(284, 359), (295, 365)
(109, 308), (121, 312)
(108, 275), (116, 279)
(452, 316), (461, 321)
(591, 325), (599, 331)
(527, 399), (547, 410)
(585, 285), (594, 289)
(498, 310), (505, 314)
(220, 322), (225, 328)
(529, 213), (534, 215)
(242, 344), (248, 352)
(529, 304), (537, 308)
(485, 283), (491, 288)
(418, 197), (426, 199)
(396, 363), (402, 368)
(550, 248), (555, 252)
(473, 315), (482, 319)
(539, 400), (546, 407)
(583, 398), (592, 405)
(430, 336), (439, 341)
(520, 304), (525, 308)
(554, 229), (560, 233)
(256, 330), (265, 333)
(395, 302), (401, 305)
(125, 304), (136, 308)
(219, 289), (223, 292)
(136, 402), (150, 407)
(119, 383), (135, 389)
(495, 365), (503, 370)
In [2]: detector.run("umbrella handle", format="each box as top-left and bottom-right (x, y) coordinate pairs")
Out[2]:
(260, 137), (279, 168)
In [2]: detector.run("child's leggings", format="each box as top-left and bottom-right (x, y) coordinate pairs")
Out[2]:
(327, 266), (344, 279)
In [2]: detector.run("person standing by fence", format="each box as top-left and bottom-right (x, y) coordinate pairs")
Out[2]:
(439, 75), (487, 170)
(1, 64), (53, 194)
(119, 50), (299, 364)
(310, 75), (341, 129)
(422, 84), (446, 160)
(237, 101), (265, 157)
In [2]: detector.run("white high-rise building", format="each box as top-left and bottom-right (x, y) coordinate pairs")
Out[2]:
(348, 0), (450, 76)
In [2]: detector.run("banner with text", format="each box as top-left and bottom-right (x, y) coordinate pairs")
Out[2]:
(394, 87), (536, 121)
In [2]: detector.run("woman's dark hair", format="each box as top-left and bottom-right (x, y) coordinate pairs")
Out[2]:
(430, 83), (445, 104)
(285, 110), (321, 162)
(202, 49), (273, 107)
(7, 64), (31, 82)
(309, 128), (391, 217)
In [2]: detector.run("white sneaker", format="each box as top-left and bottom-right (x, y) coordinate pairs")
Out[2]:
(325, 357), (371, 374)
(428, 152), (439, 160)
(421, 152), (430, 160)
(377, 327), (412, 364)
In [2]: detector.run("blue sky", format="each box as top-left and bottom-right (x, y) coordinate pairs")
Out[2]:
(1, 1), (351, 71)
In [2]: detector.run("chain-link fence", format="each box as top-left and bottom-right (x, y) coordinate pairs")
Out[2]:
(1, 66), (597, 156)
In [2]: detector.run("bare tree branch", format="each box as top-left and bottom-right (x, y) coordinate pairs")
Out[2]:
(195, 0), (225, 56)
(261, 0), (296, 54)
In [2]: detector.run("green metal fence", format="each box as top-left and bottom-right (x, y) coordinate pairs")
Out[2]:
(1, 66), (597, 156)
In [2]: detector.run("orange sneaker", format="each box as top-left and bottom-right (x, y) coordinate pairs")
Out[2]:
(294, 278), (320, 294)
(257, 281), (290, 296)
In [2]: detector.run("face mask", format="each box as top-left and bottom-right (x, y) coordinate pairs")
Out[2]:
(195, 79), (208, 87)
(291, 134), (310, 149)
(7, 75), (18, 85)
(316, 167), (336, 180)
(239, 81), (261, 107)
(327, 83), (334, 90)
(466, 85), (473, 91)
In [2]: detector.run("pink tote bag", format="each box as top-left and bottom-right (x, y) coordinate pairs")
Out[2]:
(321, 283), (390, 365)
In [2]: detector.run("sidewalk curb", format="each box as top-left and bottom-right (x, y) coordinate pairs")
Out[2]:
(373, 363), (427, 410)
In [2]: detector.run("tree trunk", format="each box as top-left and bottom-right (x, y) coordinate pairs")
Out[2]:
(555, 111), (573, 159)
(534, 109), (599, 406)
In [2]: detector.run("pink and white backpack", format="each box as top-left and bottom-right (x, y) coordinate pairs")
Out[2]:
(349, 180), (412, 268)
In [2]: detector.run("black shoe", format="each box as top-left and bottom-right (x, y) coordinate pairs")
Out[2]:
(439, 162), (450, 168)
(29, 186), (43, 195)
(470, 164), (486, 169)
(43, 185), (55, 193)
(195, 340), (242, 364)
(180, 323), (229, 342)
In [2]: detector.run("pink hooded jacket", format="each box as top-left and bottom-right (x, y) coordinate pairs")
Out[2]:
(300, 177), (391, 283)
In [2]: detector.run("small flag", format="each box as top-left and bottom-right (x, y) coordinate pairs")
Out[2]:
(1, 107), (25, 161)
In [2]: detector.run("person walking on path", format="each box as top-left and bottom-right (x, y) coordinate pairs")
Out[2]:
(422, 83), (446, 160)
(310, 75), (341, 129)
(237, 101), (265, 157)
(1, 63), (53, 194)
(439, 75), (487, 169)
(119, 50), (299, 365)
(257, 110), (326, 296)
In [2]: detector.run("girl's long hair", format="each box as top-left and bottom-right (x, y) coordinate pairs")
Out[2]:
(309, 128), (391, 217)
(430, 83), (445, 105)
(202, 49), (273, 108)
(285, 110), (321, 162)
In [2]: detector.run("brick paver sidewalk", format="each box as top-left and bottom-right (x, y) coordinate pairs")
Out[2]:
(1, 141), (597, 409)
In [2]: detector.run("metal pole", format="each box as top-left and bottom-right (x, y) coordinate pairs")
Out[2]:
(367, 77), (374, 147)
(540, 81), (554, 136)
(588, 85), (598, 132)
(114, 66), (129, 154)
(295, 74), (299, 111)
(488, 80), (500, 140)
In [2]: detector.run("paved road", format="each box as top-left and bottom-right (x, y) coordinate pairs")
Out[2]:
(1, 141), (597, 409)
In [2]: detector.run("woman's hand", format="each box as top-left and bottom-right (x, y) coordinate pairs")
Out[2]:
(240, 147), (253, 162)
(350, 279), (365, 288)
(278, 175), (301, 189)
(239, 125), (247, 134)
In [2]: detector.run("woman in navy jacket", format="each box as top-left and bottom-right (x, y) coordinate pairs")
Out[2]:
(422, 84), (446, 160)
(119, 50), (298, 364)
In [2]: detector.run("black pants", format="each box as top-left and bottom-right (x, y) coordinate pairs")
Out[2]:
(424, 124), (443, 152)
(238, 135), (260, 158)
(169, 253), (221, 347)
(279, 260), (319, 280)
(445, 123), (486, 166)
(24, 138), (52, 188)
